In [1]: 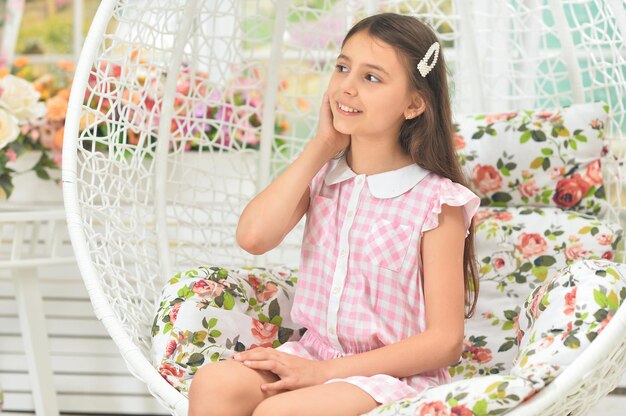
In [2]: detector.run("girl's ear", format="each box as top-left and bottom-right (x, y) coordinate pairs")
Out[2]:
(404, 94), (426, 120)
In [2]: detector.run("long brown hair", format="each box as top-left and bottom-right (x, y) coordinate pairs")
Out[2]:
(343, 13), (479, 318)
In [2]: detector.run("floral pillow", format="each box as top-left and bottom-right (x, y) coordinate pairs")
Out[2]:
(454, 102), (608, 216)
(450, 207), (622, 381)
(150, 265), (304, 394)
(512, 259), (626, 383)
(365, 374), (538, 416)
(369, 260), (626, 416)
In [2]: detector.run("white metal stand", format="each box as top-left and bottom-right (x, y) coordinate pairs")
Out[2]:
(0, 208), (75, 416)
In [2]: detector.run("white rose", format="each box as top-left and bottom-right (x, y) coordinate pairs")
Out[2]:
(0, 74), (46, 122)
(0, 108), (19, 150)
(490, 251), (516, 276)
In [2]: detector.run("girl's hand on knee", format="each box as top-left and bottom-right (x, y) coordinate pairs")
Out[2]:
(232, 348), (326, 392)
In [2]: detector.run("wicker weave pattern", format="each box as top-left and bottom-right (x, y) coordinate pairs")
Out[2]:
(62, 1), (626, 414)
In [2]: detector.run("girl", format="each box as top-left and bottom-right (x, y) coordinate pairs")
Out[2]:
(189, 12), (480, 416)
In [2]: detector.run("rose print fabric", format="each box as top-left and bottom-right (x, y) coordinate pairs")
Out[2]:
(451, 206), (622, 380)
(454, 102), (608, 216)
(276, 153), (480, 404)
(367, 260), (626, 416)
(150, 266), (303, 394)
(514, 260), (626, 381)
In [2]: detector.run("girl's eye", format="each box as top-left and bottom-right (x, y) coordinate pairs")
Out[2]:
(365, 74), (381, 83)
(336, 64), (348, 73)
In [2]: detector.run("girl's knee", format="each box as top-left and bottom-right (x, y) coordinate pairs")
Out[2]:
(189, 359), (280, 416)
(188, 361), (247, 415)
(252, 395), (296, 416)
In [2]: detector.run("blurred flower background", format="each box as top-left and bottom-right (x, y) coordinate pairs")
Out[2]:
(0, 58), (73, 199)
(0, 0), (295, 200)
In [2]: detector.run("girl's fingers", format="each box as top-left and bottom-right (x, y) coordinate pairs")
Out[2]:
(233, 347), (273, 361)
(242, 359), (280, 373)
(261, 379), (289, 392)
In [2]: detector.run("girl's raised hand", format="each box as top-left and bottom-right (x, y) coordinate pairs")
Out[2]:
(232, 347), (326, 392)
(313, 91), (350, 156)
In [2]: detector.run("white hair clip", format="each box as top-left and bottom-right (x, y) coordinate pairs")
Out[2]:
(417, 42), (440, 77)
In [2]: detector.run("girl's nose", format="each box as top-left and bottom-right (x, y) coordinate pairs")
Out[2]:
(340, 75), (357, 96)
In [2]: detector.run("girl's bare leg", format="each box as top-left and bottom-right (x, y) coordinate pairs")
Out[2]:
(252, 381), (379, 416)
(188, 360), (283, 416)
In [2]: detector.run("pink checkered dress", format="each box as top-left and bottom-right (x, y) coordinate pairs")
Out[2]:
(276, 153), (480, 404)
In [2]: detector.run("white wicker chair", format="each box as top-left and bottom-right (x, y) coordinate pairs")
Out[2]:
(62, 1), (626, 415)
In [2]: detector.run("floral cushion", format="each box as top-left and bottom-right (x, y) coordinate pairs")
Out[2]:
(512, 259), (626, 383)
(150, 265), (304, 394)
(450, 207), (622, 380)
(454, 102), (608, 216)
(364, 374), (538, 416)
(367, 259), (626, 416)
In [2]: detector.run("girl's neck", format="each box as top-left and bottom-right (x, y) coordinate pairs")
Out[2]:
(346, 135), (415, 176)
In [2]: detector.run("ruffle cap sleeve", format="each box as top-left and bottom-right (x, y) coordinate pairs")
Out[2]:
(309, 159), (333, 198)
(422, 177), (481, 237)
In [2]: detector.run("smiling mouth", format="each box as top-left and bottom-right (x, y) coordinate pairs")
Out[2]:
(337, 102), (362, 114)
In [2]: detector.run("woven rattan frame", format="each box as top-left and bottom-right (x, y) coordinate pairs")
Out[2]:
(62, 1), (626, 414)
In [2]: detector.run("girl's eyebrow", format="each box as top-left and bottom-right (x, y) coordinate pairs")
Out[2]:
(336, 54), (390, 77)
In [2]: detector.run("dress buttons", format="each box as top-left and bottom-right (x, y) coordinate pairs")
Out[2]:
(347, 210), (354, 217)
(340, 249), (347, 257)
(328, 327), (335, 335)
(356, 175), (364, 184)
(332, 286), (341, 294)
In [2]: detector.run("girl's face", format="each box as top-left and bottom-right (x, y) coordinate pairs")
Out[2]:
(328, 31), (421, 141)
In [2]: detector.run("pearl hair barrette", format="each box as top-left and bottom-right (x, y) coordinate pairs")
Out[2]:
(417, 42), (440, 77)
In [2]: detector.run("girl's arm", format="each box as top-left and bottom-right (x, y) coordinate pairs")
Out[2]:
(318, 203), (467, 379)
(236, 94), (350, 255)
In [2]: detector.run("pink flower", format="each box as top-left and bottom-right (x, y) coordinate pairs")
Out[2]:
(451, 404), (473, 416)
(549, 166), (565, 180)
(248, 275), (279, 302)
(6, 148), (16, 162)
(535, 111), (553, 120)
(516, 233), (548, 259)
(564, 288), (577, 315)
(553, 174), (591, 209)
(561, 321), (574, 340)
(474, 209), (494, 225)
(494, 211), (514, 221)
(192, 280), (223, 299)
(565, 243), (589, 261)
(419, 401), (450, 416)
(529, 284), (549, 319)
(169, 302), (182, 325)
(484, 112), (517, 124)
(591, 118), (604, 130)
(584, 160), (603, 186)
(518, 178), (540, 198)
(539, 336), (555, 350)
(599, 315), (612, 334)
(596, 233), (613, 246)
(472, 164), (503, 194)
(454, 133), (466, 150)
(251, 319), (279, 343)
(491, 251), (515, 275)
(159, 362), (184, 387)
(165, 339), (177, 358)
(472, 347), (492, 364)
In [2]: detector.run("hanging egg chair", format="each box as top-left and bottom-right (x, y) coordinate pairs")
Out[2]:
(62, 0), (626, 415)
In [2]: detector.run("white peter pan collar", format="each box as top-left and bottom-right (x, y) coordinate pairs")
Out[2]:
(324, 153), (431, 199)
